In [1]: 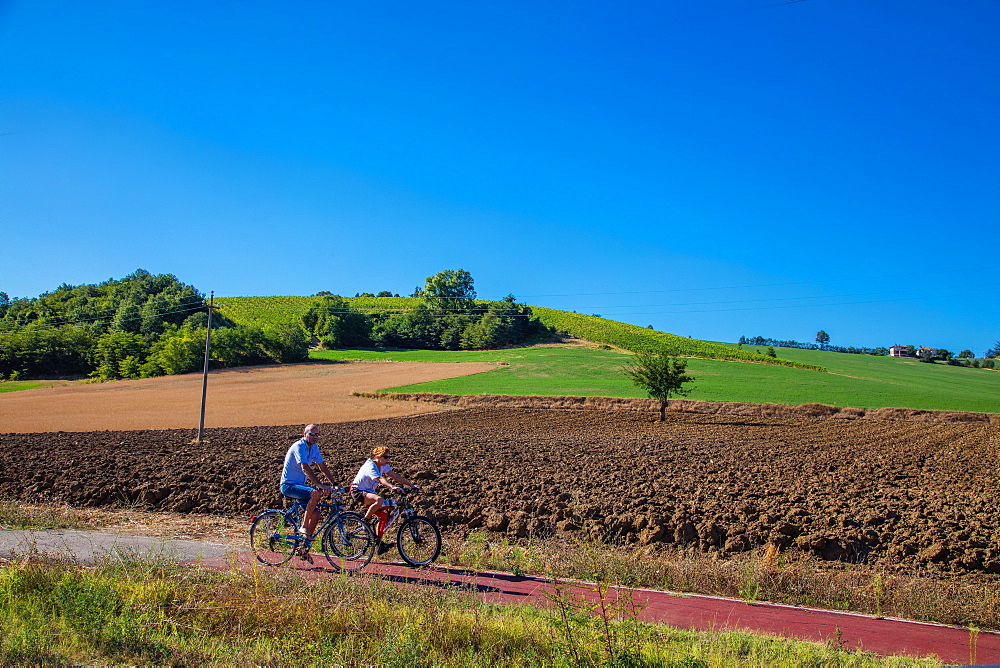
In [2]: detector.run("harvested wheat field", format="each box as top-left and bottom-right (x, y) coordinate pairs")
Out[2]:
(3, 396), (999, 577)
(0, 361), (495, 433)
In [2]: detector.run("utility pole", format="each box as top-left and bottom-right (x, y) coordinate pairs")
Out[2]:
(194, 291), (218, 444)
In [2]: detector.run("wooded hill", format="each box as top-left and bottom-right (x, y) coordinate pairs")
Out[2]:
(0, 269), (824, 381)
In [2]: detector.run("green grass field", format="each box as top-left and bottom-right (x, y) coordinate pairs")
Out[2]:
(705, 344), (1000, 412)
(313, 345), (1000, 413)
(313, 346), (638, 397)
(0, 381), (43, 393)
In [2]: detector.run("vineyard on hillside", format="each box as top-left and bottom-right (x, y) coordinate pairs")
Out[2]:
(529, 307), (823, 370)
(215, 296), (441, 330)
(215, 296), (825, 371)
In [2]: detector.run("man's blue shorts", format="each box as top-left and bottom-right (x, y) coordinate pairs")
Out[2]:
(280, 482), (314, 501)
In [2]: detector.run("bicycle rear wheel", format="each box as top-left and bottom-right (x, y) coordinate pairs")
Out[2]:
(250, 509), (298, 566)
(321, 512), (376, 573)
(396, 515), (441, 567)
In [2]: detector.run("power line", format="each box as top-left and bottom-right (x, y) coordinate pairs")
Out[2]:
(0, 300), (206, 332)
(207, 265), (997, 306)
(2, 275), (987, 333)
(509, 265), (997, 300)
(583, 292), (973, 316)
(200, 283), (973, 317)
(563, 284), (965, 310)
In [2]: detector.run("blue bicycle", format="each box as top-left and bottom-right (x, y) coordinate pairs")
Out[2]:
(249, 487), (376, 573)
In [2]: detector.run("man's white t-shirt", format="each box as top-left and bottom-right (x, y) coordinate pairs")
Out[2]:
(352, 458), (392, 493)
(281, 438), (324, 486)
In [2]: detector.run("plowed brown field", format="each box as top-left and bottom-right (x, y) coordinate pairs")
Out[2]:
(3, 404), (998, 576)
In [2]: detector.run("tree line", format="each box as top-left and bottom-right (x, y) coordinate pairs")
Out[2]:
(0, 270), (310, 381)
(737, 335), (996, 369)
(0, 269), (543, 381)
(737, 335), (889, 356)
(301, 269), (543, 351)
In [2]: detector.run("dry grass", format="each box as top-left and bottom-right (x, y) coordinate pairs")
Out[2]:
(91, 508), (249, 545)
(440, 532), (1000, 631)
(356, 392), (995, 423)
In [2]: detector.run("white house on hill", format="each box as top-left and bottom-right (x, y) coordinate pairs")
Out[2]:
(889, 345), (909, 357)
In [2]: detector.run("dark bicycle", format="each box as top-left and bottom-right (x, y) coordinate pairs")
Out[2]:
(369, 488), (442, 567)
(249, 487), (377, 573)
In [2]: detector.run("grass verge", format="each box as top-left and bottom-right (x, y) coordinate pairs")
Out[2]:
(0, 499), (249, 546)
(0, 499), (94, 530)
(5, 500), (995, 639)
(0, 553), (935, 666)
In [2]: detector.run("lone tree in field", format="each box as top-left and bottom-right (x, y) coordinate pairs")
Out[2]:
(622, 350), (695, 422)
(815, 330), (830, 348)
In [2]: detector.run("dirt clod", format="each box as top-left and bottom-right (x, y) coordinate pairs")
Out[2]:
(3, 407), (998, 576)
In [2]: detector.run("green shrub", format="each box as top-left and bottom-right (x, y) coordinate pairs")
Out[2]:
(90, 331), (148, 380)
(141, 324), (205, 376)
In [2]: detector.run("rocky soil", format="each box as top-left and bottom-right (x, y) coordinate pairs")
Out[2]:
(3, 407), (998, 575)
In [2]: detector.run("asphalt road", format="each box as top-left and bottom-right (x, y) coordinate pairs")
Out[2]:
(0, 528), (233, 565)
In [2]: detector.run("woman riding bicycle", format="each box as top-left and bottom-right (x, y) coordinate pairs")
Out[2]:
(349, 446), (441, 565)
(350, 446), (418, 524)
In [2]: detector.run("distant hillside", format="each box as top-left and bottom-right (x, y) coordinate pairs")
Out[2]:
(529, 307), (823, 370)
(215, 296), (825, 371)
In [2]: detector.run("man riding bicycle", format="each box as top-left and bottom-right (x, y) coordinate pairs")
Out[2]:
(280, 424), (339, 544)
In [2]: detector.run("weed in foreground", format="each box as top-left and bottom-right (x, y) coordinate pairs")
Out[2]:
(5, 497), (996, 634)
(0, 499), (93, 530)
(0, 554), (933, 667)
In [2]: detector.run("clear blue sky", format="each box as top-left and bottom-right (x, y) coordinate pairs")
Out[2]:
(2, 0), (997, 354)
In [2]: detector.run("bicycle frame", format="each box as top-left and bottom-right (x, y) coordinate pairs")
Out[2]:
(249, 487), (378, 572)
(286, 494), (356, 541)
(371, 492), (419, 538)
(252, 489), (360, 554)
(369, 502), (400, 538)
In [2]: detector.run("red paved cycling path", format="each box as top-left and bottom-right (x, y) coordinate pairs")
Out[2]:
(201, 552), (998, 665)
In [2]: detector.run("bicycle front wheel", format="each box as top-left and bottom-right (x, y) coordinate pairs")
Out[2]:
(250, 509), (298, 566)
(322, 512), (376, 573)
(396, 515), (441, 567)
